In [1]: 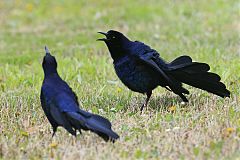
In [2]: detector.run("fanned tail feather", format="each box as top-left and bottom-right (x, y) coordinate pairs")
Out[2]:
(168, 56), (230, 98)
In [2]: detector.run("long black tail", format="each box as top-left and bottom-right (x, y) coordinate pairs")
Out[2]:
(168, 56), (230, 98)
(66, 110), (119, 142)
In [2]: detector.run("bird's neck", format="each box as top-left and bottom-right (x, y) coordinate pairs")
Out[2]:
(109, 48), (126, 61)
(107, 41), (133, 62)
(44, 68), (58, 77)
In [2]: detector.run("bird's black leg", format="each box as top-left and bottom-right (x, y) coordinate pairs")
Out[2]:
(51, 127), (57, 137)
(78, 129), (82, 134)
(140, 91), (152, 112)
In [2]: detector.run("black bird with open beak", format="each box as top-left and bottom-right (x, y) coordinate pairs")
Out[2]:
(98, 30), (230, 111)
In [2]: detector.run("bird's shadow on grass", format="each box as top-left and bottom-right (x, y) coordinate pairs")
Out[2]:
(123, 94), (188, 113)
(148, 95), (184, 111)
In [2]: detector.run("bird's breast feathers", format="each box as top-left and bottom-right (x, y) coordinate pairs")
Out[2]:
(113, 57), (159, 93)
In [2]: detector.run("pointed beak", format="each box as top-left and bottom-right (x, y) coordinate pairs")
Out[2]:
(45, 46), (51, 56)
(98, 31), (108, 36)
(97, 31), (108, 41)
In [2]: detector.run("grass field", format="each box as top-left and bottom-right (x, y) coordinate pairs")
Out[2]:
(0, 0), (239, 159)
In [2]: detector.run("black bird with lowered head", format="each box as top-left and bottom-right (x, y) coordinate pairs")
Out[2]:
(40, 46), (119, 142)
(98, 30), (230, 111)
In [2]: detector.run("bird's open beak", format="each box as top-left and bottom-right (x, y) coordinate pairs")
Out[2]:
(97, 31), (108, 41)
(45, 46), (51, 56)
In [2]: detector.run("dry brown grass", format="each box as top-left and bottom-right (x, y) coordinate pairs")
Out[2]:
(0, 92), (239, 159)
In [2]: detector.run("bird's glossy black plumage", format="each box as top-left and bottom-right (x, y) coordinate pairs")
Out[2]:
(98, 30), (230, 111)
(40, 46), (119, 142)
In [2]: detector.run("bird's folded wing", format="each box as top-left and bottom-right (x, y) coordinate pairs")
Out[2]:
(135, 52), (180, 92)
(53, 93), (80, 112)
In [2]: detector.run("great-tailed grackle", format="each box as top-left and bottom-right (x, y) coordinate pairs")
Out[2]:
(40, 46), (119, 142)
(98, 30), (230, 111)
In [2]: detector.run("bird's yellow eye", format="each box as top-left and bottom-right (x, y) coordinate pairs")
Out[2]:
(112, 36), (115, 39)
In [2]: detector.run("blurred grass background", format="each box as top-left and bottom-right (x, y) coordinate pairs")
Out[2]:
(0, 0), (239, 159)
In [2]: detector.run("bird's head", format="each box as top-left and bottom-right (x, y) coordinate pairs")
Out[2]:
(42, 46), (58, 76)
(98, 30), (132, 61)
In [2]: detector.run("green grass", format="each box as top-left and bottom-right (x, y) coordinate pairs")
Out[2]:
(0, 0), (239, 159)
